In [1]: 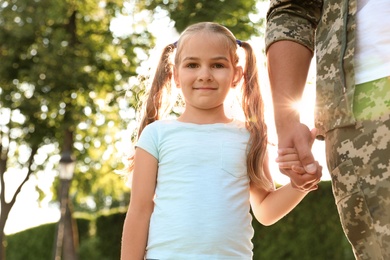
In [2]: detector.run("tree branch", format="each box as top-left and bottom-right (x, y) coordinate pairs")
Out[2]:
(0, 143), (9, 209)
(9, 145), (39, 207)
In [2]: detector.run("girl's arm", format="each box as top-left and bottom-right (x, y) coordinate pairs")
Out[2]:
(121, 148), (158, 260)
(250, 151), (321, 226)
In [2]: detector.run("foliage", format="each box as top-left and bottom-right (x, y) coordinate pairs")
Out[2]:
(78, 236), (103, 260)
(5, 223), (55, 260)
(95, 209), (127, 260)
(0, 0), (144, 216)
(5, 216), (91, 260)
(252, 181), (355, 260)
(137, 0), (265, 39)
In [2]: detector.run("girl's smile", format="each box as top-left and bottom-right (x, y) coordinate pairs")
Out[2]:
(193, 86), (217, 90)
(173, 32), (241, 122)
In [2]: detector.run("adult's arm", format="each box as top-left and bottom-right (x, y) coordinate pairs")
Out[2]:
(267, 40), (315, 170)
(266, 0), (323, 189)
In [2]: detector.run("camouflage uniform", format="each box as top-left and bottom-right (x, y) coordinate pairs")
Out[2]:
(266, 1), (390, 259)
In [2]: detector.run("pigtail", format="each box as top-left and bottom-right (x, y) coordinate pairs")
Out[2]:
(128, 43), (176, 173)
(240, 41), (273, 191)
(137, 43), (176, 137)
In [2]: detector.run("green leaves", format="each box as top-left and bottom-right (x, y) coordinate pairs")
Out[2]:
(0, 0), (143, 212)
(137, 0), (264, 39)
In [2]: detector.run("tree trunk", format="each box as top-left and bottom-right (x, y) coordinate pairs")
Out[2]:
(0, 143), (7, 260)
(0, 203), (11, 260)
(0, 144), (37, 260)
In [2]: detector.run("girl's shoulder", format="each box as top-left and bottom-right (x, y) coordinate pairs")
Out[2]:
(229, 119), (246, 129)
(141, 119), (180, 136)
(145, 119), (178, 129)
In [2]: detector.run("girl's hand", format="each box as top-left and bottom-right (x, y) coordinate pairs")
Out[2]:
(276, 147), (322, 191)
(276, 147), (305, 174)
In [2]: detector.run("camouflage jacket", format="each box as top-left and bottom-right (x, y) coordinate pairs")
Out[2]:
(265, 0), (357, 137)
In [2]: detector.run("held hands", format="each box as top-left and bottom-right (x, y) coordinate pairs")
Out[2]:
(276, 148), (322, 192)
(275, 124), (322, 192)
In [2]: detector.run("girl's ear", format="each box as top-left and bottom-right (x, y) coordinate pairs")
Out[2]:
(232, 66), (243, 88)
(173, 67), (181, 88)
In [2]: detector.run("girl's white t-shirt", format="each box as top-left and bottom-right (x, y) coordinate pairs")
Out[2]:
(354, 0), (390, 84)
(137, 119), (254, 260)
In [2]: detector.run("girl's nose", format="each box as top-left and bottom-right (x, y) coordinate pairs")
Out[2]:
(198, 67), (213, 81)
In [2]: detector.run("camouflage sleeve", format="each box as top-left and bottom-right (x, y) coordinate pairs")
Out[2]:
(265, 0), (323, 53)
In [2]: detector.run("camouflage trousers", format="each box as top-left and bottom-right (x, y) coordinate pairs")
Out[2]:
(325, 77), (390, 260)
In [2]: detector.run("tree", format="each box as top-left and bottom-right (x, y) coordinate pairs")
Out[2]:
(137, 0), (264, 38)
(0, 0), (152, 258)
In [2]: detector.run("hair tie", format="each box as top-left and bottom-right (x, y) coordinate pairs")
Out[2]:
(173, 41), (178, 47)
(236, 40), (242, 47)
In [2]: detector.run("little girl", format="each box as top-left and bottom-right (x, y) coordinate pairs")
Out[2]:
(121, 22), (321, 259)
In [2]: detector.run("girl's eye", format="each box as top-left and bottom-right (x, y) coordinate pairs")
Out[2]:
(186, 63), (198, 68)
(213, 63), (225, 68)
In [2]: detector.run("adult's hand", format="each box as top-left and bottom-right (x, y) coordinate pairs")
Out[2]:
(276, 123), (321, 191)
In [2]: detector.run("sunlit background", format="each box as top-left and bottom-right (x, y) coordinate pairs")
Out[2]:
(3, 1), (329, 236)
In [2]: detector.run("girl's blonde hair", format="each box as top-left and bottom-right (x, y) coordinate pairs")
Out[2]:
(131, 22), (272, 190)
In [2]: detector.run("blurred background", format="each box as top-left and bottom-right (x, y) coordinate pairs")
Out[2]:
(0, 0), (350, 259)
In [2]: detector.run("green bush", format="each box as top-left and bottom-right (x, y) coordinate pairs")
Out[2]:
(5, 223), (56, 260)
(252, 181), (354, 260)
(76, 215), (93, 241)
(78, 236), (103, 260)
(95, 210), (127, 260)
(6, 216), (96, 260)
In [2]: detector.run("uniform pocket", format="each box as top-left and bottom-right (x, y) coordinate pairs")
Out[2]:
(330, 159), (360, 204)
(220, 142), (247, 178)
(330, 159), (380, 252)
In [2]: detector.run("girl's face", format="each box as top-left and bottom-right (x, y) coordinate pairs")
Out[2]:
(174, 32), (242, 115)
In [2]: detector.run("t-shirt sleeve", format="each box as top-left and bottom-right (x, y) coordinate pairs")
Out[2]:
(136, 123), (159, 160)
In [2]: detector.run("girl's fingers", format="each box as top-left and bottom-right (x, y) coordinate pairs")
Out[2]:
(278, 163), (305, 174)
(276, 147), (299, 163)
(278, 161), (302, 169)
(291, 165), (305, 174)
(276, 153), (300, 162)
(277, 147), (298, 156)
(277, 147), (302, 171)
(277, 147), (313, 175)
